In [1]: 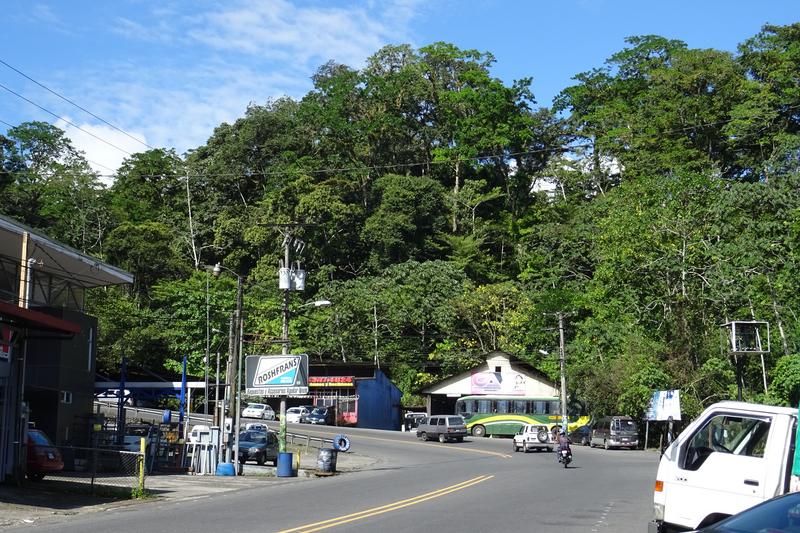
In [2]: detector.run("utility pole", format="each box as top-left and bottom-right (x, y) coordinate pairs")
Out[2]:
(279, 231), (291, 454)
(232, 274), (243, 474)
(558, 312), (568, 432)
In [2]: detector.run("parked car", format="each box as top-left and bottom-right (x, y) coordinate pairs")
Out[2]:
(568, 424), (593, 446)
(122, 423), (158, 452)
(242, 403), (276, 420)
(237, 430), (278, 466)
(26, 429), (63, 481)
(591, 416), (639, 449)
(690, 491), (800, 532)
(404, 412), (427, 431)
(513, 424), (553, 452)
(416, 415), (467, 443)
(285, 407), (310, 424)
(306, 406), (335, 425)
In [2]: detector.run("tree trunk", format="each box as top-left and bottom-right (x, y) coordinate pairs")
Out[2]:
(452, 160), (460, 233)
(373, 303), (380, 369)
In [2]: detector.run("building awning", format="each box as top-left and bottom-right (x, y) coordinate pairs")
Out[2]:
(0, 300), (81, 334)
(0, 215), (133, 288)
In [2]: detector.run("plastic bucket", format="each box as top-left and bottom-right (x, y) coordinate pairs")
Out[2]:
(277, 452), (295, 477)
(216, 462), (235, 476)
(317, 448), (338, 473)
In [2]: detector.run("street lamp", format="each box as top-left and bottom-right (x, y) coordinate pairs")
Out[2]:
(212, 262), (244, 474)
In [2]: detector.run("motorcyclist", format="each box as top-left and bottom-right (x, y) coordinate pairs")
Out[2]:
(557, 430), (572, 461)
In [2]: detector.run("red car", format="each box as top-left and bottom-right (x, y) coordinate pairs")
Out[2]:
(26, 429), (63, 481)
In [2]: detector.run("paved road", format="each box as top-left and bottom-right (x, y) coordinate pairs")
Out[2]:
(8, 423), (659, 533)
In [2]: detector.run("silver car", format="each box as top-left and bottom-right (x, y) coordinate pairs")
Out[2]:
(416, 415), (467, 443)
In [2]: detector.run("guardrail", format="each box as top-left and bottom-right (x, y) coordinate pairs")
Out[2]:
(94, 402), (348, 453)
(286, 432), (334, 451)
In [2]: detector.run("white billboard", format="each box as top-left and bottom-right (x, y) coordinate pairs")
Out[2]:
(245, 354), (309, 396)
(646, 390), (681, 421)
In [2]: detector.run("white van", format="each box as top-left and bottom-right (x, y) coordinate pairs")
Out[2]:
(649, 401), (798, 532)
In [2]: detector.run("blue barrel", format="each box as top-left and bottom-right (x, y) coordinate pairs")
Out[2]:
(277, 452), (295, 477)
(216, 462), (235, 476)
(317, 448), (338, 473)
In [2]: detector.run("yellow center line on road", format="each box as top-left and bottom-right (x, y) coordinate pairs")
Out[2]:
(276, 475), (494, 533)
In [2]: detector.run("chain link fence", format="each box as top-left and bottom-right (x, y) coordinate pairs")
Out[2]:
(29, 444), (146, 496)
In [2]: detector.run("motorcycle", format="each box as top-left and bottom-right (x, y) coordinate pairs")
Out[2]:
(558, 447), (572, 468)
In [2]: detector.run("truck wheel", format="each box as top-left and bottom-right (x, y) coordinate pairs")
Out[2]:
(438, 433), (447, 443)
(418, 432), (427, 441)
(472, 425), (486, 438)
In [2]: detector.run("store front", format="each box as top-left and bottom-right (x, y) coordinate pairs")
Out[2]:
(0, 301), (81, 482)
(291, 363), (402, 431)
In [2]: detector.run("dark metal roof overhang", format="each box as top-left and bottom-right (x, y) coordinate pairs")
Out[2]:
(0, 215), (133, 288)
(0, 300), (81, 335)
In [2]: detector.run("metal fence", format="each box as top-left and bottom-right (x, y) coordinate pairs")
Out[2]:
(29, 444), (146, 496)
(285, 432), (335, 453)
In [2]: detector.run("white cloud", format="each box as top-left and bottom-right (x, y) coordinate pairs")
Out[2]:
(57, 119), (148, 185)
(51, 0), (425, 179)
(187, 0), (420, 69)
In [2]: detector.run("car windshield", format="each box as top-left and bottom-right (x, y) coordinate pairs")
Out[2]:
(287, 408), (300, 414)
(248, 404), (264, 410)
(126, 426), (152, 436)
(448, 417), (464, 425)
(614, 419), (637, 432)
(240, 432), (266, 443)
(28, 431), (52, 446)
(312, 408), (326, 415)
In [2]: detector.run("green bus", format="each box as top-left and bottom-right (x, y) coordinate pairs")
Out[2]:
(455, 395), (590, 437)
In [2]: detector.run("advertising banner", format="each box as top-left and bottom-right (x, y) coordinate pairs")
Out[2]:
(470, 371), (527, 395)
(309, 376), (355, 388)
(646, 390), (682, 421)
(245, 354), (309, 396)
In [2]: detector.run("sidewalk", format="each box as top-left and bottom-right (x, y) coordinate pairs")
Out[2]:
(0, 450), (378, 530)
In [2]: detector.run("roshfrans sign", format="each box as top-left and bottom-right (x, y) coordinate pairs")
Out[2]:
(245, 354), (309, 396)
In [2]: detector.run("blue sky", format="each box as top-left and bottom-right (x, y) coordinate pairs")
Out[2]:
(1, 0), (797, 179)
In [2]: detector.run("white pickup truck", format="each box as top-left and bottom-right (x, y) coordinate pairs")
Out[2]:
(649, 401), (798, 532)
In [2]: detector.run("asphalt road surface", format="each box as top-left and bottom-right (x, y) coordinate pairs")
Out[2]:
(10, 422), (659, 533)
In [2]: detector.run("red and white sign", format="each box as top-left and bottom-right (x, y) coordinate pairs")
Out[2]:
(0, 326), (14, 362)
(309, 376), (355, 388)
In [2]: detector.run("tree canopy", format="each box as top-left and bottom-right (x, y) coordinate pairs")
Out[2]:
(4, 25), (800, 416)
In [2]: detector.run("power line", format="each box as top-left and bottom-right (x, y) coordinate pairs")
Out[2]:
(0, 59), (155, 151)
(0, 81), (133, 157)
(111, 102), (800, 182)
(1, 117), (117, 174)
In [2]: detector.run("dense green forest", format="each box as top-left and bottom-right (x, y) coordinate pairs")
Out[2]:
(2, 24), (800, 418)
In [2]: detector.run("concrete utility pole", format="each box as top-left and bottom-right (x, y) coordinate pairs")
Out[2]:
(558, 312), (568, 431)
(279, 233), (291, 453)
(215, 264), (243, 473)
